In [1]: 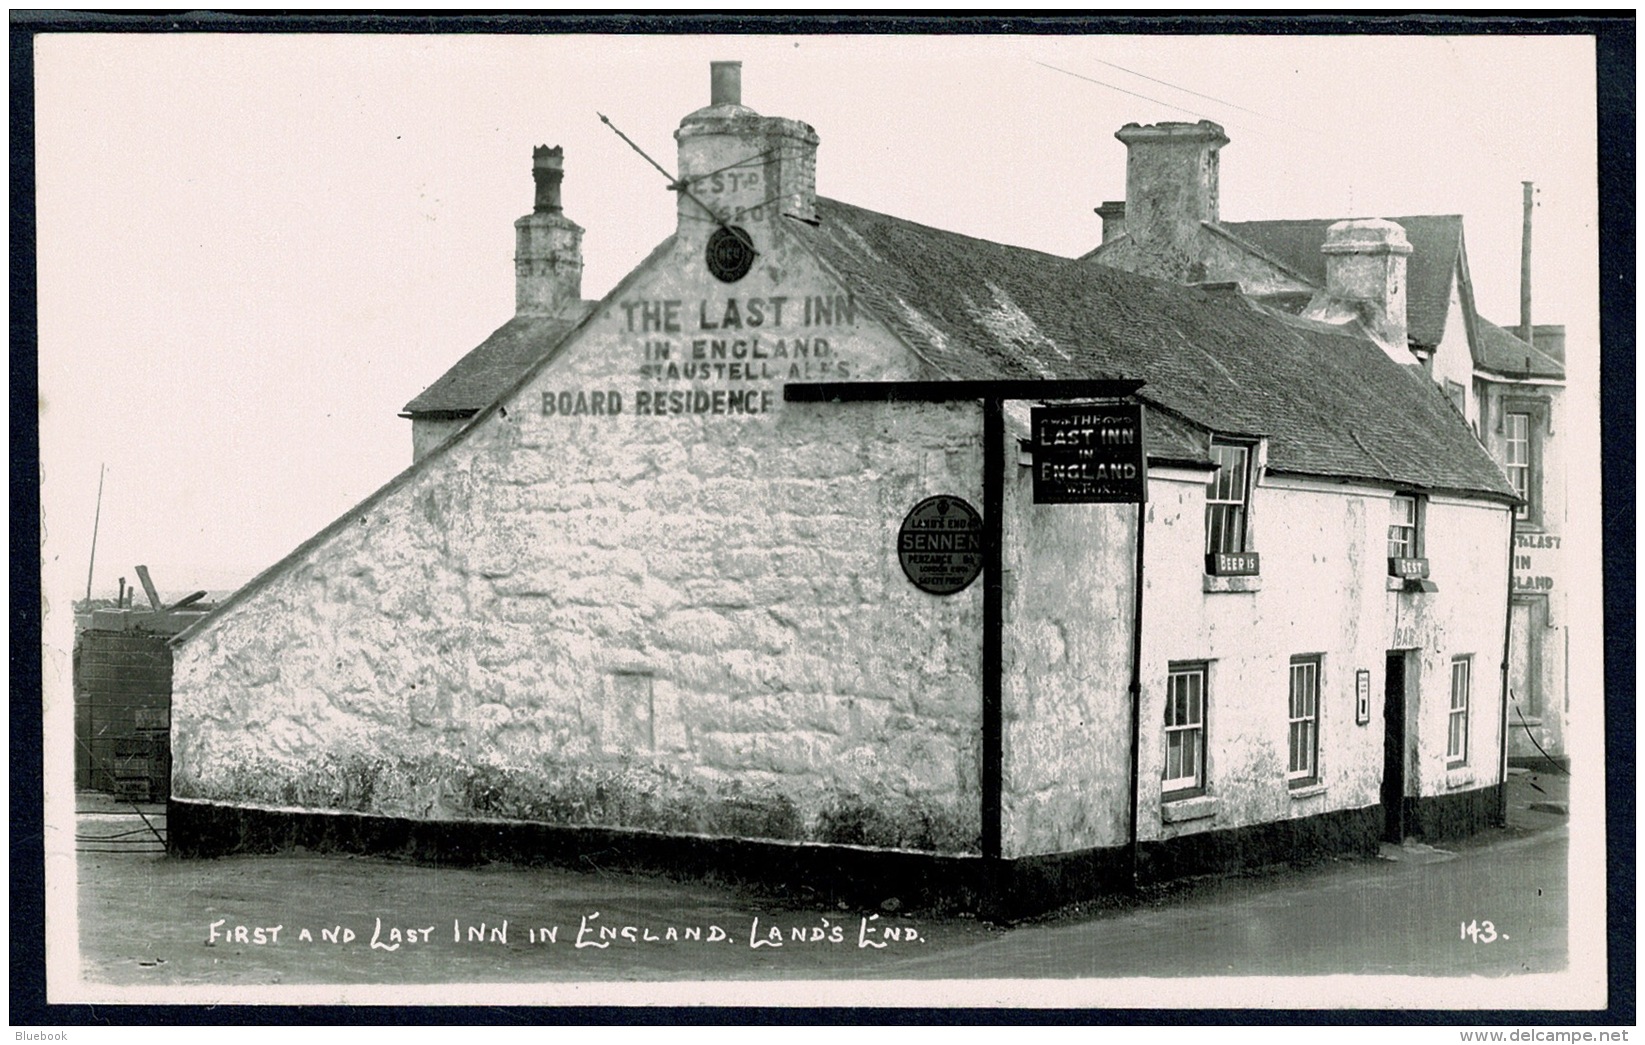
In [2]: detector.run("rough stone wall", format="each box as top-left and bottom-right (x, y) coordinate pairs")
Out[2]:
(1135, 470), (1510, 844)
(999, 406), (1136, 858)
(173, 228), (989, 855)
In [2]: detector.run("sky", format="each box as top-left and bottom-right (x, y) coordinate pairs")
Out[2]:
(33, 31), (1602, 604)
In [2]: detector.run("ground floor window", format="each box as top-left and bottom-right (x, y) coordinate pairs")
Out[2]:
(1288, 656), (1321, 785)
(1164, 663), (1208, 796)
(1448, 656), (1471, 764)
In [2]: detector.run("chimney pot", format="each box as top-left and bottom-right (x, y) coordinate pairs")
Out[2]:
(532, 144), (565, 213)
(675, 61), (819, 230)
(711, 61), (742, 107)
(1095, 200), (1127, 244)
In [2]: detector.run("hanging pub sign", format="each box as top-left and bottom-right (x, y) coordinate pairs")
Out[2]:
(1031, 403), (1146, 504)
(897, 495), (984, 596)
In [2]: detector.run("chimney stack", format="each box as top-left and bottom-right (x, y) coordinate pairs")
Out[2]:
(675, 62), (820, 236)
(1114, 120), (1228, 278)
(514, 145), (584, 316)
(1308, 218), (1413, 356)
(1520, 181), (1534, 346)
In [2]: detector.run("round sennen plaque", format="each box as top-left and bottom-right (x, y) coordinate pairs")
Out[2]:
(897, 495), (984, 596)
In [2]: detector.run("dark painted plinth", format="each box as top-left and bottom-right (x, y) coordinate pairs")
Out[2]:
(985, 844), (1133, 920)
(168, 797), (1447, 921)
(167, 799), (991, 913)
(1405, 784), (1506, 843)
(1137, 804), (1383, 883)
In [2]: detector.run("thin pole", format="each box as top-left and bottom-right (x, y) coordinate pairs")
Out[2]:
(981, 397), (1004, 862)
(1519, 181), (1535, 346)
(1127, 405), (1148, 887)
(1498, 510), (1518, 826)
(85, 463), (105, 603)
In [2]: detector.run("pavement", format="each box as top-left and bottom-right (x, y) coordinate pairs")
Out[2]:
(70, 771), (1570, 986)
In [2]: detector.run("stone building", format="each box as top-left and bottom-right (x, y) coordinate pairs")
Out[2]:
(1087, 120), (1569, 770)
(167, 66), (1519, 914)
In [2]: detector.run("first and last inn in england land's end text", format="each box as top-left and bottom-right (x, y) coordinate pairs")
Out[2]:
(205, 913), (925, 952)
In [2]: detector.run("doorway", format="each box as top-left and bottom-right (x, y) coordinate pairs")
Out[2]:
(1382, 651), (1411, 842)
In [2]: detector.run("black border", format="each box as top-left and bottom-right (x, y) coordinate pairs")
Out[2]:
(10, 11), (1634, 1027)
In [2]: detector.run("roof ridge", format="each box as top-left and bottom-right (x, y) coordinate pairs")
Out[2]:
(1223, 213), (1465, 226)
(798, 197), (1514, 502)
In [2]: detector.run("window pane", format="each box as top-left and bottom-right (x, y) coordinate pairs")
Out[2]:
(1506, 414), (1529, 466)
(1166, 666), (1207, 790)
(1289, 659), (1319, 779)
(1206, 443), (1251, 554)
(1449, 658), (1470, 762)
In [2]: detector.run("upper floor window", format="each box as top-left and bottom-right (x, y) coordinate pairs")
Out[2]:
(1386, 493), (1433, 586)
(1388, 495), (1420, 558)
(1497, 396), (1550, 528)
(1505, 411), (1534, 520)
(1205, 440), (1256, 572)
(1205, 441), (1251, 554)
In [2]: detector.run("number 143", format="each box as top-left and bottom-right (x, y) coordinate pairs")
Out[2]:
(1460, 919), (1507, 943)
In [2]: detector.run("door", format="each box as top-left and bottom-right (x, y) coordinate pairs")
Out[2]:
(1382, 652), (1409, 842)
(1508, 597), (1544, 721)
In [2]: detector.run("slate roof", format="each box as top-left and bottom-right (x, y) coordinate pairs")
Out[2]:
(792, 198), (1515, 499)
(1219, 215), (1464, 349)
(402, 308), (592, 416)
(1475, 317), (1566, 379)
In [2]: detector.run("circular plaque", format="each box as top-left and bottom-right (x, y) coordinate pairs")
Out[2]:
(706, 225), (755, 283)
(897, 495), (984, 596)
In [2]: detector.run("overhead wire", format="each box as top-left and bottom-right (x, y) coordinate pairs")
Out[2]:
(1085, 56), (1278, 122)
(1033, 60), (1279, 139)
(1033, 60), (1219, 123)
